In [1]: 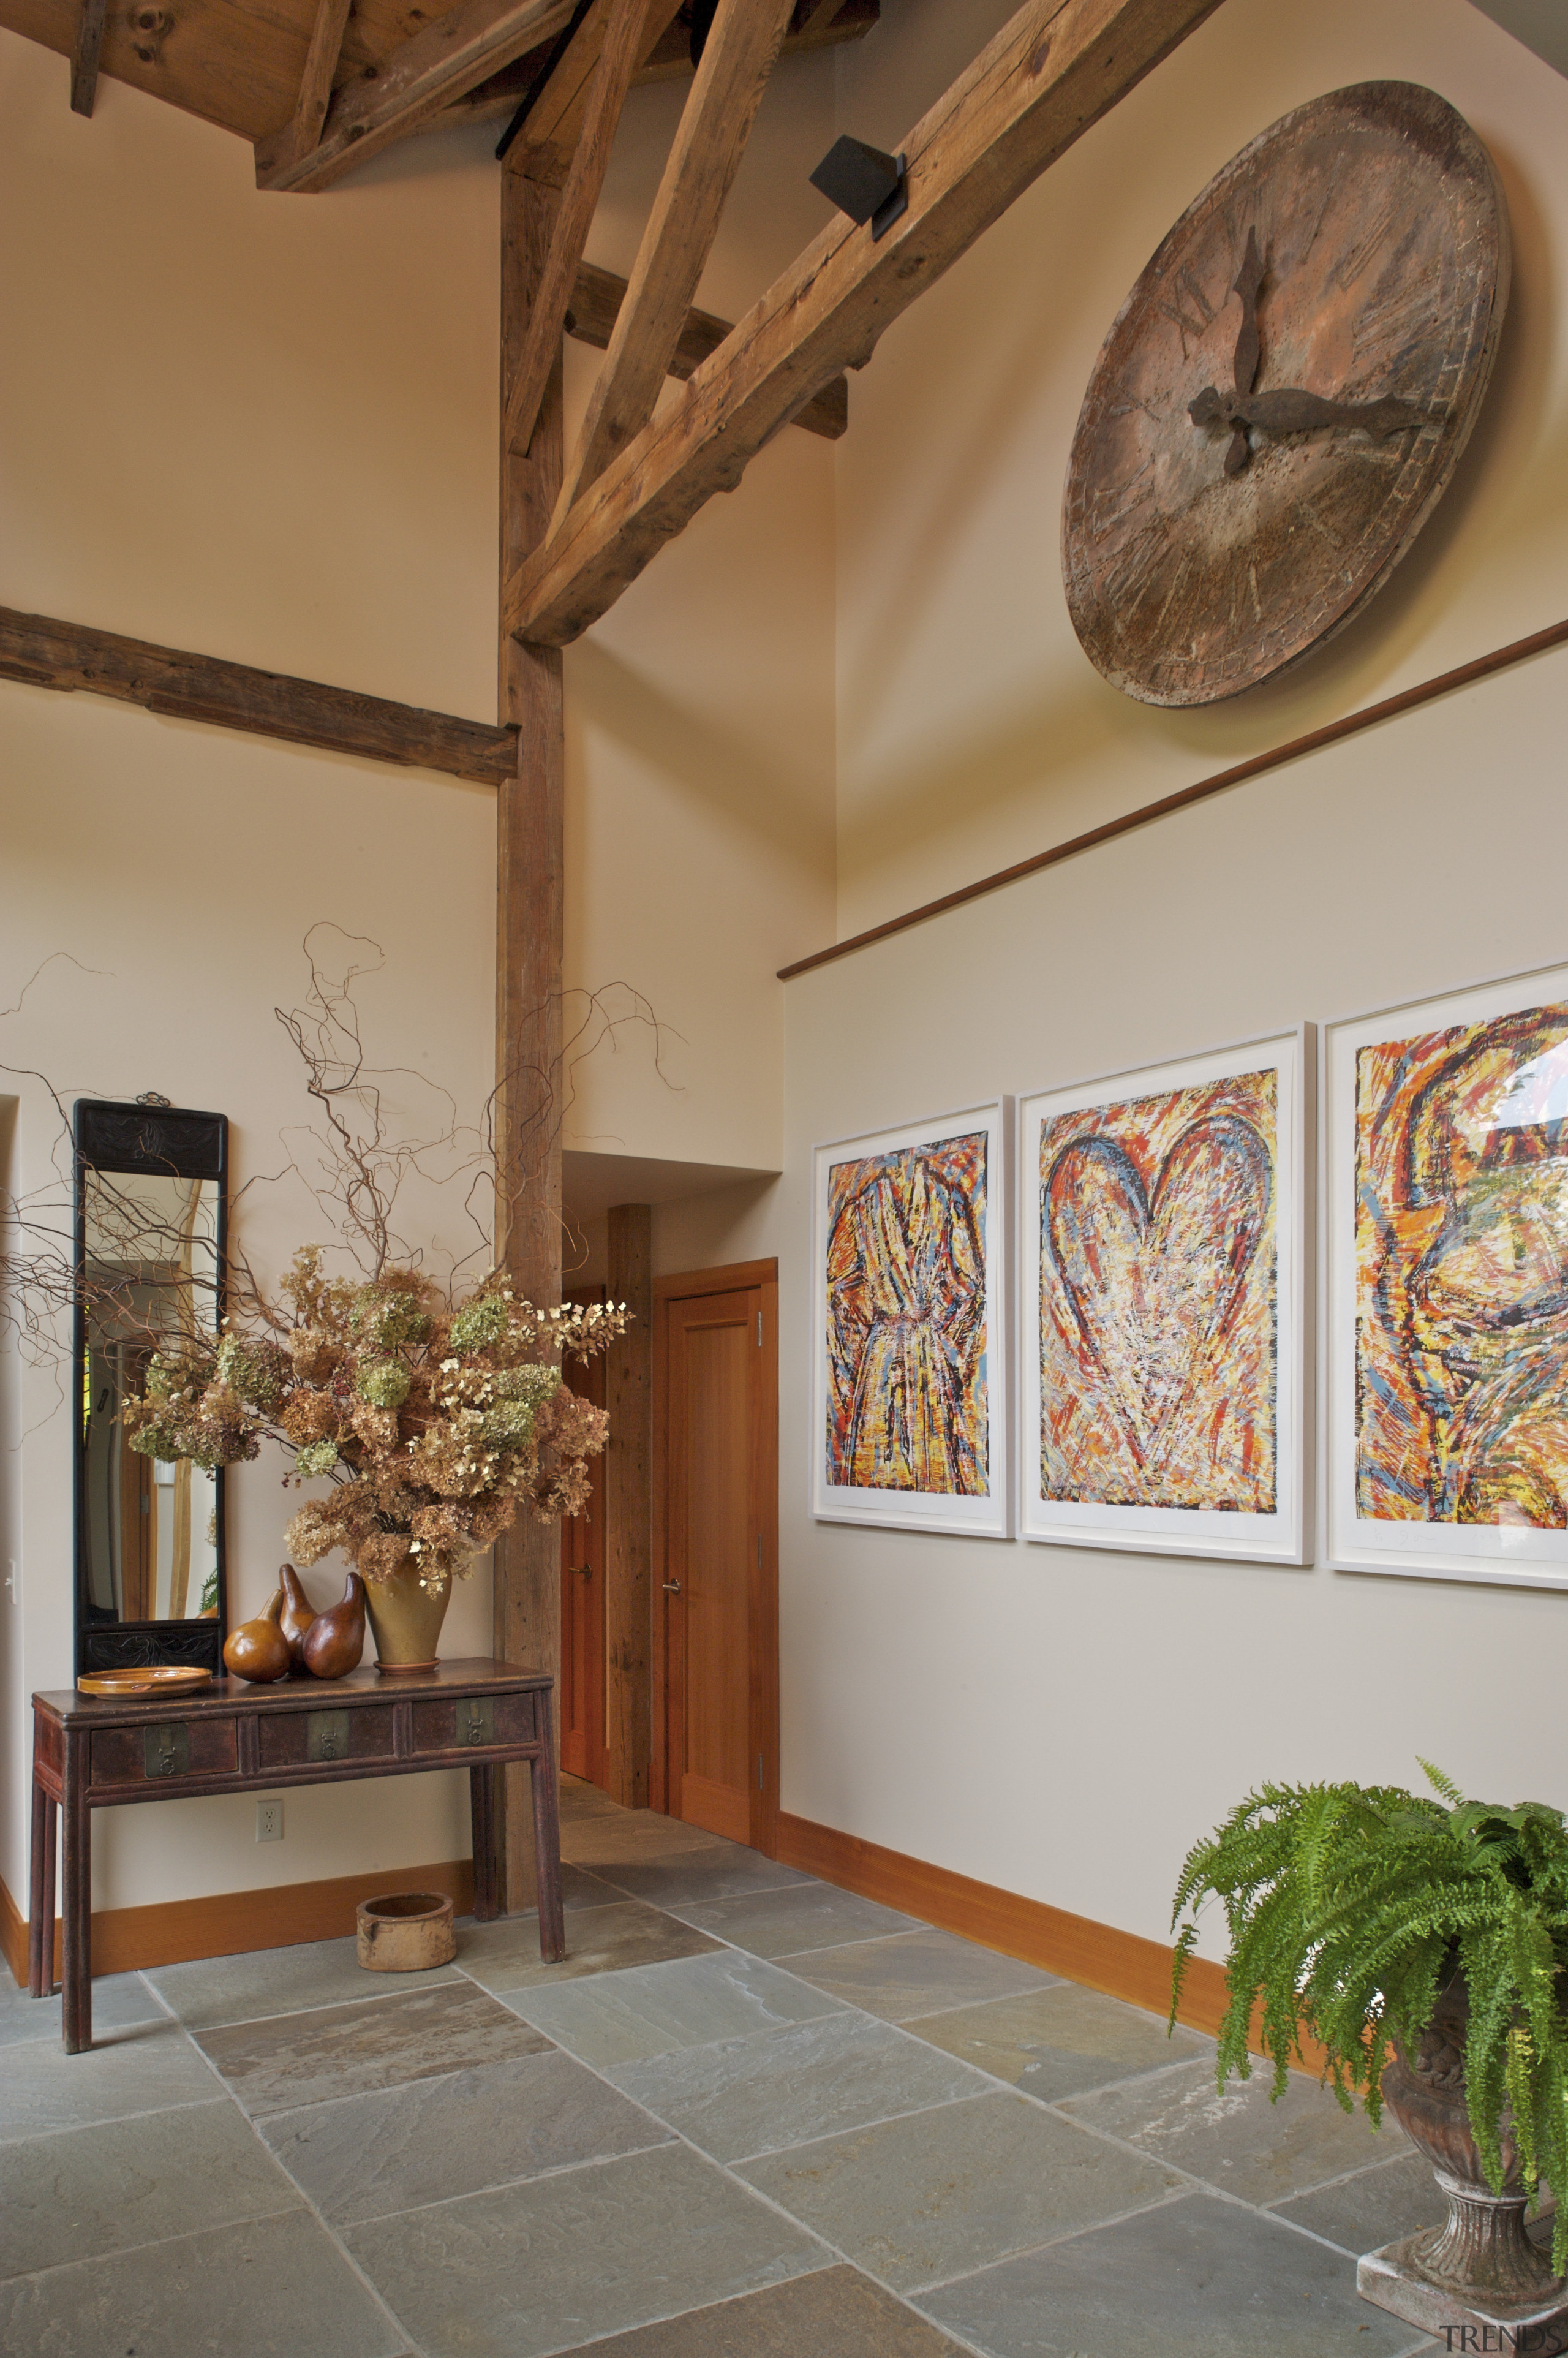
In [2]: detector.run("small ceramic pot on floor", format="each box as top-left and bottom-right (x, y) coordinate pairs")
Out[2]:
(363, 1561), (450, 1675)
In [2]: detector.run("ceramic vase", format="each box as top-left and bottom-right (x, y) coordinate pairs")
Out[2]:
(363, 1561), (449, 1676)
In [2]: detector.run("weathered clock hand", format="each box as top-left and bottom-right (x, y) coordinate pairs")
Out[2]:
(1225, 226), (1265, 476)
(1189, 382), (1431, 451)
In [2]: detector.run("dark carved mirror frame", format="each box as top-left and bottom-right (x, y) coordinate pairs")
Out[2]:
(74, 1099), (230, 1677)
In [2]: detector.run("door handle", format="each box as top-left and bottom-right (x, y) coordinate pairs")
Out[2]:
(663, 1579), (682, 1594)
(570, 1564), (592, 1578)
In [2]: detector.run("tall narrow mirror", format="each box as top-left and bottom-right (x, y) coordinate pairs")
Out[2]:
(74, 1100), (228, 1674)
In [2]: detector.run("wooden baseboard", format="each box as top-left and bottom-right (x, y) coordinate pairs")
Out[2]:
(1, 1857), (475, 1989)
(775, 1810), (1316, 2070)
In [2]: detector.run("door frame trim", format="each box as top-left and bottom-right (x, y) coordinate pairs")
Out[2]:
(651, 1258), (778, 1854)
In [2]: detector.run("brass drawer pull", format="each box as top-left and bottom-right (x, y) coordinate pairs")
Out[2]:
(459, 1700), (494, 1746)
(143, 1723), (190, 1778)
(307, 1710), (352, 1763)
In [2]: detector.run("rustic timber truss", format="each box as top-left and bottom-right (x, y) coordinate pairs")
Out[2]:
(6, 0), (1234, 1902)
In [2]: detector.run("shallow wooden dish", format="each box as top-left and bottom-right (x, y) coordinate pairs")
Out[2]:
(77, 1666), (213, 1698)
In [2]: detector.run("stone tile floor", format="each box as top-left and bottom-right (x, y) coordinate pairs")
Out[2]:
(0, 1775), (1449, 2357)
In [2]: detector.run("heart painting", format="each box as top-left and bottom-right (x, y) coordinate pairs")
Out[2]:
(1039, 1071), (1278, 1513)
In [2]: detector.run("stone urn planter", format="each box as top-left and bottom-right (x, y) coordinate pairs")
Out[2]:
(363, 1560), (451, 1675)
(1359, 1964), (1568, 2348)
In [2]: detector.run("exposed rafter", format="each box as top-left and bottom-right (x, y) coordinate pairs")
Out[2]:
(254, 0), (575, 194)
(553, 0), (796, 526)
(69, 0), (107, 113)
(264, 0), (356, 175)
(507, 0), (1224, 646)
(566, 260), (847, 439)
(504, 0), (652, 457)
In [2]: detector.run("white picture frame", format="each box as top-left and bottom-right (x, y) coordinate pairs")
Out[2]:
(1020, 1027), (1312, 1563)
(812, 1100), (1011, 1536)
(1325, 962), (1568, 1589)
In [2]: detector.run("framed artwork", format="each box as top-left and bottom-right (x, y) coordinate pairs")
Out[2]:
(812, 1102), (1009, 1536)
(1326, 963), (1568, 1588)
(1020, 1030), (1311, 1562)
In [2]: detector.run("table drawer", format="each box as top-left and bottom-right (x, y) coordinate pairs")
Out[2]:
(258, 1705), (396, 1770)
(91, 1718), (238, 1788)
(412, 1693), (536, 1754)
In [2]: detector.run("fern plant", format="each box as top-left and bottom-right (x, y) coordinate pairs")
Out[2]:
(1170, 1762), (1568, 2273)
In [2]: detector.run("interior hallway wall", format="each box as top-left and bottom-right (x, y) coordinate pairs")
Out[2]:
(0, 32), (837, 1919)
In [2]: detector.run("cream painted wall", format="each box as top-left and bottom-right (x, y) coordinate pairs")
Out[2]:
(734, 0), (1568, 1960)
(831, 0), (1568, 937)
(0, 34), (837, 1914)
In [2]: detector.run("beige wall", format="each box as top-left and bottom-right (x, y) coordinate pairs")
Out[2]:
(747, 0), (1568, 1958)
(0, 32), (836, 1913)
(831, 0), (1568, 938)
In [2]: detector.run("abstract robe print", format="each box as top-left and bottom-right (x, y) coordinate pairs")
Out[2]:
(1040, 1072), (1277, 1512)
(1357, 1002), (1568, 1527)
(824, 1133), (989, 1495)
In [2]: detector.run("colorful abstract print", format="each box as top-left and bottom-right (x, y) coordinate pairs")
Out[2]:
(1357, 1002), (1568, 1528)
(824, 1133), (989, 1495)
(1040, 1073), (1277, 1512)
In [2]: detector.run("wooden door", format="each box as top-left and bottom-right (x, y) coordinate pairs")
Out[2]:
(655, 1260), (778, 1853)
(559, 1340), (606, 1786)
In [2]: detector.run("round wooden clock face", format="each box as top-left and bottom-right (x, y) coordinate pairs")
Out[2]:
(1061, 84), (1509, 707)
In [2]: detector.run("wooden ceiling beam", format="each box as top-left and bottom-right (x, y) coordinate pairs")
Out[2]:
(507, 0), (1224, 646)
(0, 606), (519, 785)
(552, 0), (796, 527)
(263, 0), (356, 174)
(254, 0), (575, 193)
(69, 0), (107, 113)
(503, 0), (680, 188)
(428, 1), (876, 136)
(566, 260), (847, 439)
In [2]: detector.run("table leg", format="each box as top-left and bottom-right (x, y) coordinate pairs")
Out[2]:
(469, 1761), (499, 1922)
(61, 1734), (92, 2054)
(28, 1773), (54, 1998)
(530, 1695), (565, 1965)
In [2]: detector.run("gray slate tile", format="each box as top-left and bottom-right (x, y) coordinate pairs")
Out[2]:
(263, 2047), (669, 2223)
(0, 1971), (165, 2050)
(547, 2264), (969, 2356)
(916, 2188), (1426, 2356)
(506, 1947), (846, 2069)
(785, 1927), (1056, 2022)
(1273, 2148), (1448, 2254)
(0, 2100), (300, 2278)
(674, 1883), (924, 1959)
(739, 2088), (1180, 2292)
(907, 1981), (1212, 2101)
(591, 1848), (816, 1906)
(462, 1899), (722, 1995)
(610, 2008), (992, 2163)
(561, 1812), (737, 1868)
(196, 1978), (549, 2115)
(0, 2011), (219, 2144)
(1060, 2053), (1404, 2204)
(345, 2140), (828, 2358)
(0, 2207), (402, 2358)
(147, 1935), (459, 2031)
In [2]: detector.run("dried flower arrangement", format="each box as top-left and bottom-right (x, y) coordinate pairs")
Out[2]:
(121, 1251), (627, 1597)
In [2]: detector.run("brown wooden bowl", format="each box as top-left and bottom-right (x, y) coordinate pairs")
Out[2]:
(355, 1891), (456, 1972)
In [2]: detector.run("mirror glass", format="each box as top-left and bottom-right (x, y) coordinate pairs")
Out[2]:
(75, 1102), (228, 1674)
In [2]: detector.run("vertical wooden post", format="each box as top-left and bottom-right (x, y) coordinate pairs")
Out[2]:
(605, 1203), (652, 1807)
(493, 157), (566, 1913)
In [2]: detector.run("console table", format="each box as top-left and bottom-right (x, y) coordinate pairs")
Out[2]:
(29, 1658), (564, 2054)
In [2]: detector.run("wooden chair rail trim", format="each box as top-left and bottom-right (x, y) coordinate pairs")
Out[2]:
(0, 606), (520, 787)
(652, 1255), (778, 1301)
(775, 1810), (1329, 2076)
(777, 616), (1568, 980)
(1, 1857), (474, 1987)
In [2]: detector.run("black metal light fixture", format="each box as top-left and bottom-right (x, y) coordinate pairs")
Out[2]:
(809, 134), (908, 240)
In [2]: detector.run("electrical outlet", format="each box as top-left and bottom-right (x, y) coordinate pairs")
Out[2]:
(255, 1799), (284, 1843)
